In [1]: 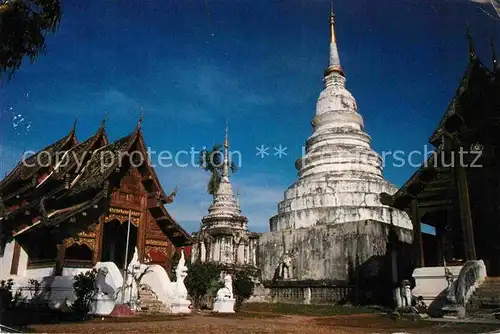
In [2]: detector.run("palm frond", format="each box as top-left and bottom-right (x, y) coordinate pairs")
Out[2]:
(199, 143), (237, 196)
(207, 170), (220, 195)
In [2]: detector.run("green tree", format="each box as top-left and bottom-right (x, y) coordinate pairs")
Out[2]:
(72, 269), (97, 317)
(199, 144), (237, 196)
(233, 269), (255, 309)
(185, 261), (221, 309)
(0, 0), (62, 80)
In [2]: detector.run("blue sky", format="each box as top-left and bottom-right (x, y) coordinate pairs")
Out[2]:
(0, 0), (499, 233)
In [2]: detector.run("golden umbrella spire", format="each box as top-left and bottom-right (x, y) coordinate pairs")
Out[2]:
(324, 1), (344, 78)
(330, 2), (336, 44)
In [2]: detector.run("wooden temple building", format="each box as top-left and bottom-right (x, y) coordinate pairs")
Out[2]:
(381, 34), (500, 276)
(0, 119), (192, 279)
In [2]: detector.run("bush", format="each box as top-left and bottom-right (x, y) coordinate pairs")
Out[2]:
(72, 269), (97, 316)
(0, 279), (14, 311)
(233, 270), (255, 309)
(185, 261), (221, 309)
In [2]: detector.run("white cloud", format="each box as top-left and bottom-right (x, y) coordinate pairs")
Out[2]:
(470, 0), (491, 4)
(102, 88), (139, 109)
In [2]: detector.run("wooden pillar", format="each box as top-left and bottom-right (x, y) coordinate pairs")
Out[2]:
(455, 163), (477, 261)
(139, 195), (147, 262)
(444, 206), (455, 261)
(435, 222), (445, 266)
(412, 199), (424, 267)
(10, 241), (21, 275)
(55, 244), (65, 276)
(93, 221), (103, 265)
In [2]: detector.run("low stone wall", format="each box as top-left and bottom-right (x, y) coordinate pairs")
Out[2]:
(269, 285), (354, 304)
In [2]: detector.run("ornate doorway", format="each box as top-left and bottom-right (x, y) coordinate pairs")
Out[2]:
(100, 219), (138, 270)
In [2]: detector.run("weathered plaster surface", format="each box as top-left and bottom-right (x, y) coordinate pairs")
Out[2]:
(0, 240), (14, 279)
(259, 220), (412, 282)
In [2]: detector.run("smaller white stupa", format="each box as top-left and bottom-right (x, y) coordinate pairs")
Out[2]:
(191, 127), (259, 269)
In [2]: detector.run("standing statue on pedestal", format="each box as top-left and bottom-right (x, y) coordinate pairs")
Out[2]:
(170, 249), (191, 314)
(126, 248), (142, 308)
(174, 250), (188, 299)
(273, 251), (295, 281)
(394, 279), (415, 313)
(400, 280), (412, 311)
(213, 274), (236, 313)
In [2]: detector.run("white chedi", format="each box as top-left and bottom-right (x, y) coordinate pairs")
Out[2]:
(213, 274), (236, 313)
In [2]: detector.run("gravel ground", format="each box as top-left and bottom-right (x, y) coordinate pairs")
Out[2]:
(27, 312), (500, 334)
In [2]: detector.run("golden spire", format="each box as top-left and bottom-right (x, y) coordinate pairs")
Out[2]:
(330, 2), (336, 44)
(224, 119), (229, 149)
(324, 1), (344, 78)
(222, 123), (229, 179)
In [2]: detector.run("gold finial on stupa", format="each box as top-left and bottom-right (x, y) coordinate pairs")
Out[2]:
(330, 2), (336, 44)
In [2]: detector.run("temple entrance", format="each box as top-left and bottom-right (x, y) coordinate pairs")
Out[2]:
(100, 219), (138, 270)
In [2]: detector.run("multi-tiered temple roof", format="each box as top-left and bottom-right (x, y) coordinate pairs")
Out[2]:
(0, 120), (191, 247)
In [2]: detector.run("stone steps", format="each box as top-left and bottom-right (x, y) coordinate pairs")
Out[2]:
(467, 277), (500, 319)
(137, 287), (168, 314)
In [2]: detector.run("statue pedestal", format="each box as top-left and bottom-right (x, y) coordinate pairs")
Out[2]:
(213, 298), (235, 313)
(89, 294), (116, 316)
(171, 299), (191, 314)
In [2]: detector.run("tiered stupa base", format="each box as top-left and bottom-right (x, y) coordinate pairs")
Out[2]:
(270, 175), (411, 231)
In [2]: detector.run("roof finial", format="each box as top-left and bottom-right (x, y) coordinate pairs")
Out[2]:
(101, 110), (108, 128)
(466, 24), (476, 61)
(136, 109), (144, 132)
(324, 2), (344, 78)
(72, 116), (78, 133)
(491, 38), (499, 72)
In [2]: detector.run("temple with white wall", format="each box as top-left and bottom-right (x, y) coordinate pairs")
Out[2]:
(0, 120), (192, 313)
